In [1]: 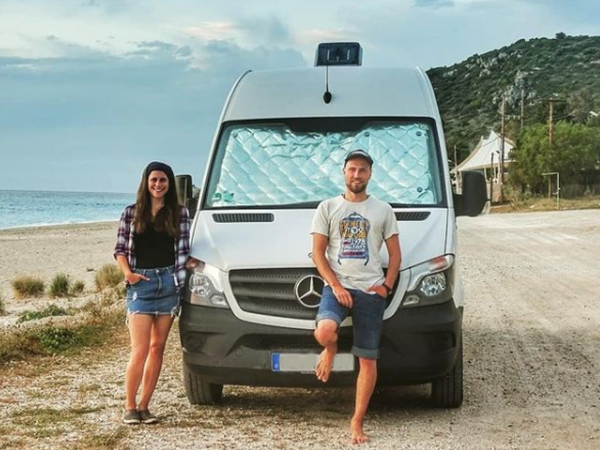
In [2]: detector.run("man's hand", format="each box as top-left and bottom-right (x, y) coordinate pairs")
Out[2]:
(332, 284), (353, 308)
(367, 284), (388, 298)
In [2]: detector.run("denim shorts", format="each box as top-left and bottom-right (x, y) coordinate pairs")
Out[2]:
(315, 286), (386, 360)
(126, 265), (179, 317)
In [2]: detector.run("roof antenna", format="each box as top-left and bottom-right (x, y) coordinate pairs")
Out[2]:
(315, 42), (362, 104)
(323, 65), (332, 104)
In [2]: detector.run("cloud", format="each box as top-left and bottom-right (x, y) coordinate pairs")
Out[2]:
(184, 22), (239, 41)
(183, 16), (293, 49)
(414, 0), (455, 7)
(517, 0), (600, 26)
(298, 28), (354, 45)
(0, 38), (306, 192)
(237, 15), (293, 45)
(129, 40), (193, 59)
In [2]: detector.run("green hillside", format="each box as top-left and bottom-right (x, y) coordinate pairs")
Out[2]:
(427, 34), (600, 162)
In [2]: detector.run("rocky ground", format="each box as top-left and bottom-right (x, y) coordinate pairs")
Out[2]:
(1, 210), (599, 449)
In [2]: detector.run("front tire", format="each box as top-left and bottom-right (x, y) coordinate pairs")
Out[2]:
(183, 361), (224, 405)
(431, 337), (463, 408)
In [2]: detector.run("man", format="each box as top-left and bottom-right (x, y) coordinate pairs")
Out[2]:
(311, 149), (401, 445)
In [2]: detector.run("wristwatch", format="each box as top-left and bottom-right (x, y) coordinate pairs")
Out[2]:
(382, 283), (392, 296)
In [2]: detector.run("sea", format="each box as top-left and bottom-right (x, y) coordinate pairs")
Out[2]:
(0, 190), (135, 230)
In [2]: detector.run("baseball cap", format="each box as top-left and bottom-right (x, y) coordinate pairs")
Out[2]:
(344, 149), (373, 167)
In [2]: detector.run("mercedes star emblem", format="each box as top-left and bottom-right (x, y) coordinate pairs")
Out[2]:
(294, 275), (325, 308)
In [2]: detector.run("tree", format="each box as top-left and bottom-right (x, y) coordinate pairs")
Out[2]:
(568, 87), (595, 124)
(510, 122), (600, 193)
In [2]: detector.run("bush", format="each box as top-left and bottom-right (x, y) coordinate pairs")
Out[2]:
(37, 327), (81, 353)
(11, 276), (45, 299)
(49, 273), (70, 298)
(95, 264), (124, 291)
(0, 303), (125, 362)
(71, 280), (85, 295)
(17, 304), (70, 324)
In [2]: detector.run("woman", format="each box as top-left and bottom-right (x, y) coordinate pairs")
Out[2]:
(114, 161), (192, 425)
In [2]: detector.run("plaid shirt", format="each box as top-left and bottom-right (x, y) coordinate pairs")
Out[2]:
(114, 204), (191, 290)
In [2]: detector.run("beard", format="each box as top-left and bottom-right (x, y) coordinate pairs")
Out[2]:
(346, 180), (367, 194)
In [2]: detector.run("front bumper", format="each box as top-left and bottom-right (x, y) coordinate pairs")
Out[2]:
(179, 300), (462, 387)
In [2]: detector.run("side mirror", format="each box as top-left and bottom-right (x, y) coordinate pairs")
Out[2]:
(175, 174), (198, 218)
(454, 171), (488, 217)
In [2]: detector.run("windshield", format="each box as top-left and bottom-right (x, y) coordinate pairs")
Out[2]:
(204, 118), (445, 209)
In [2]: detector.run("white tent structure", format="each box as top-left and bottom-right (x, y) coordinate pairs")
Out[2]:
(456, 130), (514, 181)
(454, 130), (515, 203)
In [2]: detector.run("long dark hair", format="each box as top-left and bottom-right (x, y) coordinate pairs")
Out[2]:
(134, 161), (180, 238)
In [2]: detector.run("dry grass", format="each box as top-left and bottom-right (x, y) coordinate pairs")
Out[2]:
(494, 194), (600, 214)
(95, 264), (124, 291)
(49, 273), (70, 298)
(17, 304), (70, 323)
(11, 275), (45, 299)
(77, 427), (129, 449)
(71, 280), (86, 295)
(0, 291), (6, 316)
(0, 289), (124, 363)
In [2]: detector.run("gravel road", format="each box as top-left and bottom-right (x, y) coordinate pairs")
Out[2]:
(1, 210), (599, 449)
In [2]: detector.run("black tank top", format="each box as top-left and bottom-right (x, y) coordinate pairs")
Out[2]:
(134, 223), (176, 269)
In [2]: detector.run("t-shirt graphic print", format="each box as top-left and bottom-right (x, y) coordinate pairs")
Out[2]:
(338, 212), (370, 265)
(311, 195), (399, 292)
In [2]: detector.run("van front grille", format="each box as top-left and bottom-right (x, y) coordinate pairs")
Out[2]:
(229, 268), (320, 320)
(229, 268), (394, 321)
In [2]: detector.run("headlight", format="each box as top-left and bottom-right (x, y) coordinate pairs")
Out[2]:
(188, 262), (229, 309)
(420, 272), (447, 297)
(401, 255), (454, 308)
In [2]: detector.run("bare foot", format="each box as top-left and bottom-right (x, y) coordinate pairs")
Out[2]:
(315, 346), (336, 382)
(350, 417), (369, 445)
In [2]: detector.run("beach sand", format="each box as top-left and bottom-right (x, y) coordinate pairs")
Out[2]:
(0, 222), (118, 321)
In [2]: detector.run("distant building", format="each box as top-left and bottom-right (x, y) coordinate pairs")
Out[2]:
(454, 130), (515, 202)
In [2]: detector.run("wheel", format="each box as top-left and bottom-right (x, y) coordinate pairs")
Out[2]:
(431, 337), (463, 408)
(183, 361), (224, 405)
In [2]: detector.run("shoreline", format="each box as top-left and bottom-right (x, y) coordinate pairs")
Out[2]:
(0, 218), (120, 233)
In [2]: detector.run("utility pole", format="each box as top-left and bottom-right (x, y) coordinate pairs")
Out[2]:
(453, 145), (458, 171)
(546, 98), (566, 146)
(520, 89), (525, 130)
(500, 97), (506, 184)
(453, 144), (461, 192)
(548, 99), (555, 146)
(490, 152), (495, 203)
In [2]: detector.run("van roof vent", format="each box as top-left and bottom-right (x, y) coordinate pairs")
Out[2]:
(314, 42), (362, 67)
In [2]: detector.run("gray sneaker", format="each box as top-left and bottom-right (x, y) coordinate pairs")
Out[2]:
(122, 409), (141, 425)
(139, 409), (158, 424)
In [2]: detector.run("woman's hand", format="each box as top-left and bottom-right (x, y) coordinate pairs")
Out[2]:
(125, 272), (149, 285)
(185, 257), (201, 270)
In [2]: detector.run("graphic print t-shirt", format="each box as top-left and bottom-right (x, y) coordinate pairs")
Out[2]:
(311, 195), (399, 292)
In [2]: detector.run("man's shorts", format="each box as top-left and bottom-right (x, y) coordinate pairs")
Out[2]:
(315, 286), (386, 360)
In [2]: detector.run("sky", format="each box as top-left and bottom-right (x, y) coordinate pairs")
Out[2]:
(1, 0), (599, 193)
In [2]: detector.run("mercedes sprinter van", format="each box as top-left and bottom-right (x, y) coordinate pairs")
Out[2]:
(178, 42), (487, 408)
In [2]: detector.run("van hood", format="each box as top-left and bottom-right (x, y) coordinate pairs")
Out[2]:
(190, 209), (449, 272)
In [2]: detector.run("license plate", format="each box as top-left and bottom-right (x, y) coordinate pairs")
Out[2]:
(271, 352), (354, 373)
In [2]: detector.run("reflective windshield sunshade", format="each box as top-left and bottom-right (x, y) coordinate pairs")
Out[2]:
(205, 119), (443, 208)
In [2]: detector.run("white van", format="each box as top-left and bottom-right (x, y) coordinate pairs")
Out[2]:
(178, 42), (487, 408)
